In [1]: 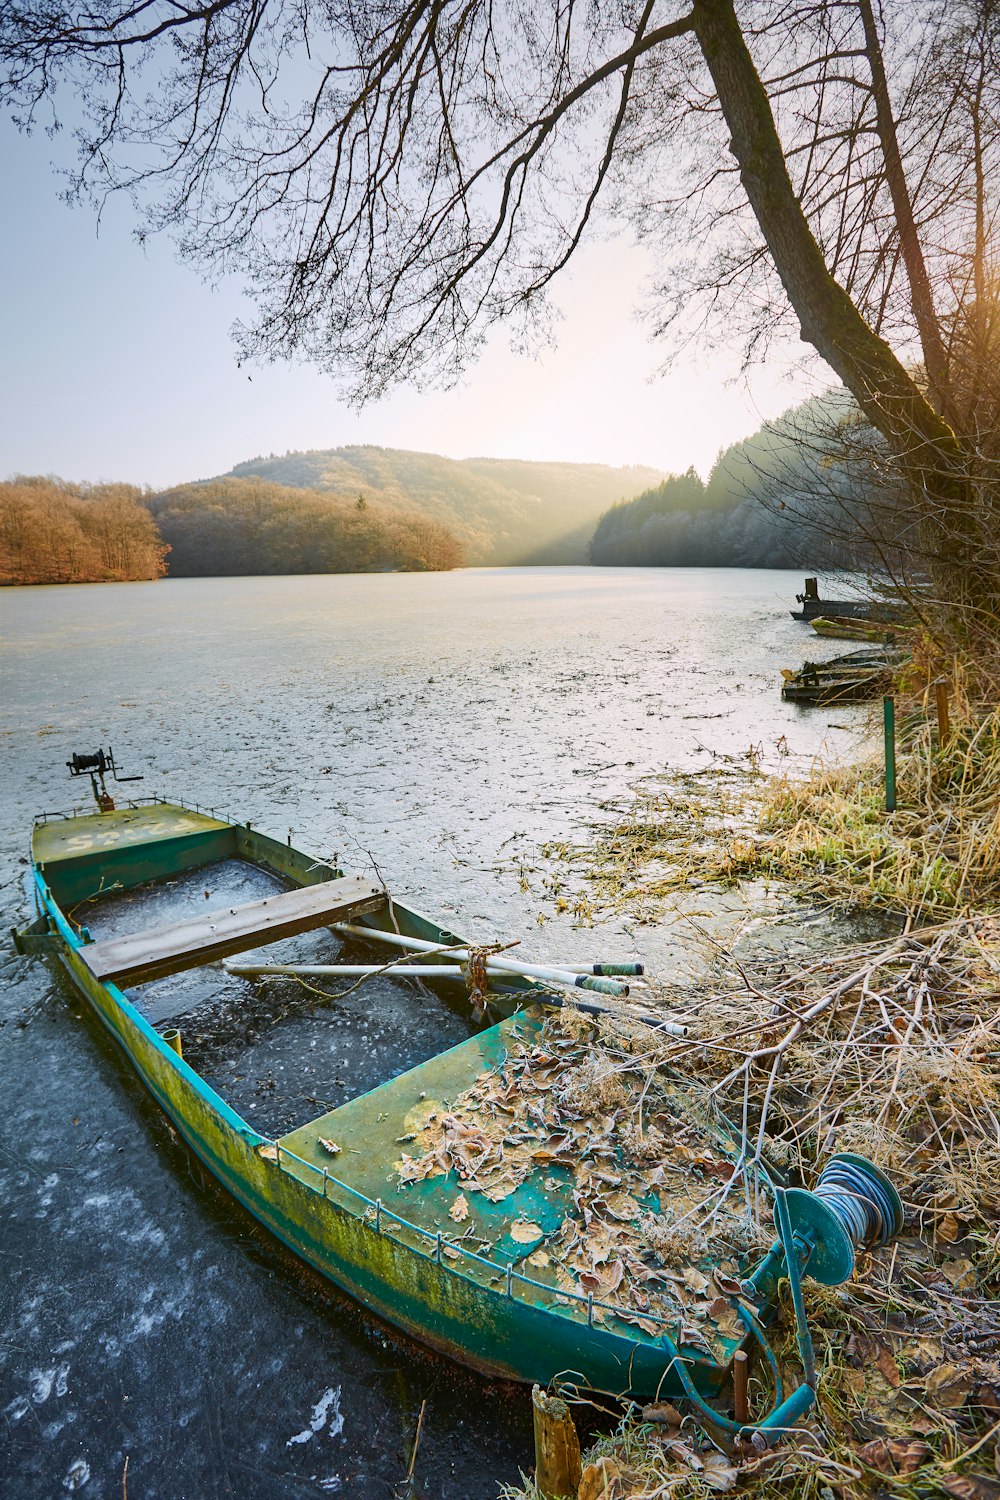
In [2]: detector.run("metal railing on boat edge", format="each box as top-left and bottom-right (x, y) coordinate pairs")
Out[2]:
(266, 1136), (717, 1338)
(33, 793), (236, 827)
(33, 796), (334, 859)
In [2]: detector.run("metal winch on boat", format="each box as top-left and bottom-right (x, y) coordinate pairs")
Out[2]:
(683, 1151), (904, 1441)
(66, 746), (143, 811)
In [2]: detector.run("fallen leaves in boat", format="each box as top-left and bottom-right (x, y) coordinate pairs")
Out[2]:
(395, 1005), (767, 1354)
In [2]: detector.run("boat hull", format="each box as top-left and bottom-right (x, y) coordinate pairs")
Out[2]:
(26, 802), (725, 1401)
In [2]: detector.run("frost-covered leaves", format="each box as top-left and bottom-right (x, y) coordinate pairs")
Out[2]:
(858, 1437), (931, 1475)
(578, 1438), (738, 1499)
(395, 1010), (760, 1351)
(578, 1456), (631, 1500)
(925, 1362), (974, 1409)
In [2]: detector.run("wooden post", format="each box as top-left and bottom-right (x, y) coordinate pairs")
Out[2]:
(883, 697), (897, 812)
(733, 1350), (749, 1425)
(532, 1385), (582, 1500)
(934, 680), (950, 748)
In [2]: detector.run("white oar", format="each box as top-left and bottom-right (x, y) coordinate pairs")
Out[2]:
(225, 958), (688, 1036)
(333, 924), (629, 996)
(227, 962), (470, 978)
(228, 953), (625, 994)
(329, 928), (685, 1034)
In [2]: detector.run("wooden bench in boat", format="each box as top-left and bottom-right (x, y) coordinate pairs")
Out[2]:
(80, 876), (386, 987)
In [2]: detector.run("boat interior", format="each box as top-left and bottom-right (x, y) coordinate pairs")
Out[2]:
(32, 802), (496, 1140)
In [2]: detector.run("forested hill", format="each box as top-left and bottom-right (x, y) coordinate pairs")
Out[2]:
(226, 447), (667, 565)
(589, 393), (868, 568)
(145, 479), (463, 575)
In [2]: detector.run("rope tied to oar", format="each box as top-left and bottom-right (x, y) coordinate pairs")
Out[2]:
(270, 937), (523, 1014)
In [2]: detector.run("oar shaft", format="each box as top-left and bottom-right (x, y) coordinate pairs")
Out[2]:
(226, 962), (468, 978)
(334, 924), (630, 996)
(229, 956), (687, 1035)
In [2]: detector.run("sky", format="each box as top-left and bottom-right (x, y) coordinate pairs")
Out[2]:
(1, 119), (821, 491)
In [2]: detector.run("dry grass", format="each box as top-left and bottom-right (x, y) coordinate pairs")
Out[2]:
(731, 697), (1000, 921)
(525, 663), (1000, 925)
(498, 917), (1000, 1500)
(526, 763), (767, 925)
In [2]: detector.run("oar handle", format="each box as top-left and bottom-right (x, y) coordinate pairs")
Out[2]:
(575, 975), (629, 996)
(590, 963), (643, 976)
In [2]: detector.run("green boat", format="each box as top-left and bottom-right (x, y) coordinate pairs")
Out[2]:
(16, 753), (902, 1430)
(781, 669), (889, 705)
(808, 616), (904, 643)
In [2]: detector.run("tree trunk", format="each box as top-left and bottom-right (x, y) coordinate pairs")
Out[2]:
(856, 0), (955, 424)
(690, 0), (992, 615)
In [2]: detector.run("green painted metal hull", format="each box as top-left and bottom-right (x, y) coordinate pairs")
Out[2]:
(25, 800), (731, 1400)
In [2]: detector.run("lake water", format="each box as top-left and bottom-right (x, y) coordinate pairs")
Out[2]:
(0, 569), (869, 1499)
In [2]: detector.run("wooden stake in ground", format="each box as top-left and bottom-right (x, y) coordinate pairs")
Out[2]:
(733, 1350), (749, 1425)
(532, 1385), (582, 1499)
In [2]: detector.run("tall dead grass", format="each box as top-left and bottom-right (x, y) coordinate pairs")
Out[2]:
(526, 655), (1000, 925)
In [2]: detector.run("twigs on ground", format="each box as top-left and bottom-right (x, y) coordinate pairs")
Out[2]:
(661, 918), (1000, 1254)
(496, 917), (999, 1500)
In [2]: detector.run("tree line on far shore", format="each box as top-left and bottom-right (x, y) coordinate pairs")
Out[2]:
(145, 478), (463, 574)
(0, 474), (464, 584)
(0, 477), (170, 585)
(589, 394), (872, 570)
(0, 394), (889, 585)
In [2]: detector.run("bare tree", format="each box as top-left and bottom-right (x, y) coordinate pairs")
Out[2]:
(2, 0), (997, 622)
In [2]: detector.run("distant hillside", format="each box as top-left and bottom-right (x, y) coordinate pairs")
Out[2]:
(589, 392), (872, 568)
(226, 447), (667, 565)
(146, 479), (463, 575)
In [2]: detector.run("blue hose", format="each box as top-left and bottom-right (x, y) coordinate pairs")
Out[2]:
(812, 1155), (902, 1249)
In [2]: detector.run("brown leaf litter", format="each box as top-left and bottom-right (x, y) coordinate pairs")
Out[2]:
(396, 1002), (769, 1356)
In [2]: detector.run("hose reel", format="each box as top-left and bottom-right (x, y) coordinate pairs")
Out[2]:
(780, 1152), (903, 1286)
(673, 1151), (903, 1444)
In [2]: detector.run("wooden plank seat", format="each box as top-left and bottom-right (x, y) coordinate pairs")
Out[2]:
(80, 876), (387, 987)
